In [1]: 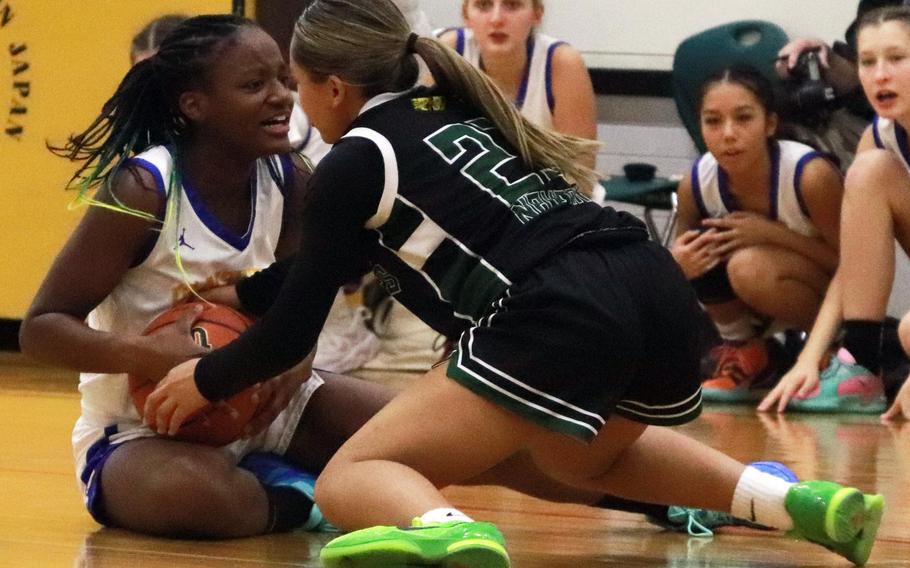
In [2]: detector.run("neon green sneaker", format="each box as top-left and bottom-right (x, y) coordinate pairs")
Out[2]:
(785, 481), (884, 566)
(319, 519), (510, 567)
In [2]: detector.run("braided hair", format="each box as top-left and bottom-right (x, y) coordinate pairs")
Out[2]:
(49, 14), (257, 219)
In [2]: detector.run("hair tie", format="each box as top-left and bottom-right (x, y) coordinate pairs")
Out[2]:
(406, 32), (419, 54)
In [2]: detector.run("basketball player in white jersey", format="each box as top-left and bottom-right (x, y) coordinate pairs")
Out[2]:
(437, 0), (598, 195)
(19, 15), (392, 538)
(762, 5), (910, 417)
(672, 66), (847, 404)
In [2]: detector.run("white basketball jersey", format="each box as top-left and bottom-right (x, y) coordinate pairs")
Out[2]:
(448, 28), (565, 129)
(690, 140), (825, 237)
(76, 145), (288, 432)
(871, 115), (910, 175)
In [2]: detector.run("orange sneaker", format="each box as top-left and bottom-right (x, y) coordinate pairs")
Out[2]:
(702, 339), (778, 402)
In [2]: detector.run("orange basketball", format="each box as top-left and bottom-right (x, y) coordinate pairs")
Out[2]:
(129, 302), (259, 447)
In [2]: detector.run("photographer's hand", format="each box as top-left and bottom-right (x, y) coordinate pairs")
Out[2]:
(776, 38), (830, 79)
(777, 37), (859, 97)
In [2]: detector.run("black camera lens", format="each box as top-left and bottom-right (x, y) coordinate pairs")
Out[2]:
(781, 48), (838, 127)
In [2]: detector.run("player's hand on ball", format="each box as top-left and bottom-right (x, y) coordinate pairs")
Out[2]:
(145, 357), (209, 435)
(136, 303), (209, 381)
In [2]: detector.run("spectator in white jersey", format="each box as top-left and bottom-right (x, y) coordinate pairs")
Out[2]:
(437, 0), (599, 196)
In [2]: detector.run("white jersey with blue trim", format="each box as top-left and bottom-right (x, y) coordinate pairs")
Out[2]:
(75, 145), (288, 438)
(447, 27), (564, 129)
(690, 139), (824, 238)
(871, 115), (910, 175)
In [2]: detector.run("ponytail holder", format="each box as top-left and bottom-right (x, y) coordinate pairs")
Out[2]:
(406, 32), (419, 54)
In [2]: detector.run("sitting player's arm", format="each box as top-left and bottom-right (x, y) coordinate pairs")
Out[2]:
(669, 174), (721, 280)
(19, 166), (204, 378)
(550, 43), (598, 168)
(774, 156), (842, 272)
(855, 126), (877, 155)
(672, 174), (700, 239)
(436, 28), (458, 50)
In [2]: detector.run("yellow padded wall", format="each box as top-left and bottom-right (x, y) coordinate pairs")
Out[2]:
(0, 1), (235, 318)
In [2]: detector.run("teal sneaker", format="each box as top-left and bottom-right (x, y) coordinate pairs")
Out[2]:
(237, 452), (326, 531)
(788, 349), (887, 414)
(785, 480), (884, 566)
(320, 520), (509, 567)
(656, 461), (798, 537)
(662, 507), (758, 537)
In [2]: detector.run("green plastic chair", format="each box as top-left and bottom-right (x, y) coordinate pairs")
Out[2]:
(601, 175), (679, 246)
(672, 20), (789, 153)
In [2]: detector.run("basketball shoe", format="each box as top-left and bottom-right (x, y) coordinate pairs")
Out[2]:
(320, 519), (509, 567)
(237, 452), (326, 531)
(702, 338), (781, 402)
(788, 349), (887, 414)
(786, 480), (884, 566)
(657, 461), (798, 537)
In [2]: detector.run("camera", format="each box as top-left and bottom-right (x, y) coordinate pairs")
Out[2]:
(780, 49), (838, 127)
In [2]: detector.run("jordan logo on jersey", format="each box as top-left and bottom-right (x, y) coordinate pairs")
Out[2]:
(177, 228), (196, 251)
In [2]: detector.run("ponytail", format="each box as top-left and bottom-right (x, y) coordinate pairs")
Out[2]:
(292, 0), (599, 191)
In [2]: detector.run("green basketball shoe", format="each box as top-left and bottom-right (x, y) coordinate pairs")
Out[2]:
(785, 481), (884, 566)
(320, 519), (510, 567)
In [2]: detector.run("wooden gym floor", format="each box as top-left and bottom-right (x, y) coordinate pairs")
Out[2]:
(1, 352), (909, 567)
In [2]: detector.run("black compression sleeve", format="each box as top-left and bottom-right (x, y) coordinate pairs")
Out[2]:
(194, 138), (385, 401)
(236, 256), (293, 317)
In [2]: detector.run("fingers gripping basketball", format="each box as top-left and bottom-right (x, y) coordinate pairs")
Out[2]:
(129, 302), (259, 446)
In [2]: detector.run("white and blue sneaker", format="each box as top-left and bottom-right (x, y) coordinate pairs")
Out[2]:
(656, 461), (798, 537)
(238, 452), (328, 531)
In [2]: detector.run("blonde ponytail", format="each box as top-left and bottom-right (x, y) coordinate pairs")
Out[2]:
(291, 0), (599, 191)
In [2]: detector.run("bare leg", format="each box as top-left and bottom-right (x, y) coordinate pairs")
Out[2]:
(726, 245), (830, 331)
(285, 370), (664, 509)
(465, 451), (602, 504)
(283, 370), (394, 472)
(101, 438), (268, 538)
(315, 366), (746, 531)
(531, 424), (744, 512)
(841, 150), (910, 320)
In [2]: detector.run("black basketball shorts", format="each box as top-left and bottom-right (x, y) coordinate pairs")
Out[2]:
(446, 239), (703, 442)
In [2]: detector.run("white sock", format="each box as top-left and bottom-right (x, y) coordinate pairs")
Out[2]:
(730, 466), (795, 530)
(419, 508), (473, 524)
(716, 317), (756, 342)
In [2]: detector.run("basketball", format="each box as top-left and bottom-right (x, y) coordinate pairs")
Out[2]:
(129, 302), (259, 447)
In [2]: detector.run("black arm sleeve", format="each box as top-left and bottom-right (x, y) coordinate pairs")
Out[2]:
(235, 256), (293, 317)
(194, 138), (386, 401)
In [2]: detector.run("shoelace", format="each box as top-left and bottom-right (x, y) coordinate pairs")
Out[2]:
(666, 507), (727, 538)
